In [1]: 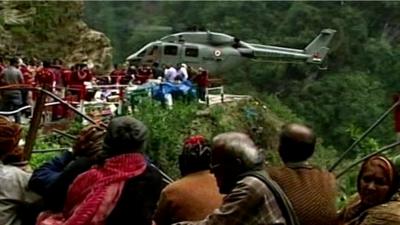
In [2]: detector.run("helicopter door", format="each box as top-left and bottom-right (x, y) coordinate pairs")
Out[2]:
(162, 44), (182, 66)
(141, 45), (161, 65)
(183, 45), (200, 66)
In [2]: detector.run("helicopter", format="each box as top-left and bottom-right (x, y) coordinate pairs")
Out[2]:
(126, 28), (336, 74)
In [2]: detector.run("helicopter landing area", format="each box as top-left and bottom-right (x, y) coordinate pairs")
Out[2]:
(203, 94), (252, 105)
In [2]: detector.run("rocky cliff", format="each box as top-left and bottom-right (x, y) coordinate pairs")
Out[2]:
(0, 1), (112, 73)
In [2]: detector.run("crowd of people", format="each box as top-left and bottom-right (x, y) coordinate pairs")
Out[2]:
(0, 113), (399, 225)
(0, 56), (211, 124)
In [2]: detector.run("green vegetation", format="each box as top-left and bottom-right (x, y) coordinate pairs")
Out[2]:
(30, 96), (303, 176)
(23, 1), (400, 206)
(3, 1), (81, 59)
(83, 1), (399, 152)
(129, 98), (304, 178)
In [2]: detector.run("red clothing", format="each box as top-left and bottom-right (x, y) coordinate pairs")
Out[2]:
(394, 95), (400, 132)
(79, 69), (93, 82)
(110, 69), (126, 84)
(20, 65), (34, 85)
(193, 71), (208, 87)
(135, 68), (152, 84)
(0, 64), (5, 74)
(36, 153), (147, 225)
(70, 68), (93, 85)
(52, 66), (64, 88)
(142, 68), (153, 78)
(61, 68), (72, 86)
(36, 67), (55, 88)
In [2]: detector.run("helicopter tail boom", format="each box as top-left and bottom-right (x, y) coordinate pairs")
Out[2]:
(241, 28), (336, 64)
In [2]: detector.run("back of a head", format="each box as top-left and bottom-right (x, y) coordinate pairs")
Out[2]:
(9, 57), (19, 66)
(179, 135), (211, 176)
(43, 60), (51, 68)
(279, 123), (316, 163)
(102, 116), (148, 157)
(212, 132), (264, 172)
(0, 116), (22, 159)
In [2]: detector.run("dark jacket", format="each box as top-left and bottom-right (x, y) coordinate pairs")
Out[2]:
(28, 151), (75, 197)
(46, 156), (94, 211)
(106, 165), (165, 225)
(30, 151), (165, 225)
(28, 151), (94, 211)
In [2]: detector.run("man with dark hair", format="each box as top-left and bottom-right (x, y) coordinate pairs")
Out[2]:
(35, 60), (55, 89)
(268, 123), (338, 225)
(154, 135), (222, 225)
(152, 62), (164, 80)
(0, 57), (24, 123)
(175, 132), (299, 225)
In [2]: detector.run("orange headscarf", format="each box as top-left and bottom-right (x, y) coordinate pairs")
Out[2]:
(0, 116), (22, 158)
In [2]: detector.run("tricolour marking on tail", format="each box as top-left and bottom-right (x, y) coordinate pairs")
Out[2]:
(305, 29), (336, 63)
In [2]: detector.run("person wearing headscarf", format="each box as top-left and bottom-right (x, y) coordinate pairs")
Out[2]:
(29, 124), (106, 212)
(154, 135), (223, 225)
(0, 116), (40, 225)
(338, 155), (400, 225)
(267, 123), (338, 225)
(36, 116), (164, 225)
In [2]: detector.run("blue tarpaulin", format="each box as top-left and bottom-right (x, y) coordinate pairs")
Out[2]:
(152, 80), (196, 101)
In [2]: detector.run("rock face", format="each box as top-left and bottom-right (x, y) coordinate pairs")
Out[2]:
(0, 1), (113, 73)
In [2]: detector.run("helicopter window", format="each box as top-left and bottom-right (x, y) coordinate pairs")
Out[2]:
(164, 45), (178, 55)
(185, 47), (199, 57)
(149, 46), (159, 55)
(137, 49), (146, 57)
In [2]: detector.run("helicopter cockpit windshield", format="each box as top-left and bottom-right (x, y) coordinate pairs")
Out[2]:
(127, 42), (153, 61)
(127, 42), (162, 66)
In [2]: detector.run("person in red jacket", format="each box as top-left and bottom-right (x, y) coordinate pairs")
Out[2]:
(192, 67), (209, 101)
(110, 64), (127, 84)
(35, 61), (55, 90)
(61, 67), (72, 88)
(70, 63), (93, 86)
(68, 63), (94, 101)
(20, 64), (33, 86)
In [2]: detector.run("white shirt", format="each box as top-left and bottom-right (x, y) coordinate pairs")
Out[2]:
(164, 67), (178, 82)
(0, 161), (41, 225)
(178, 67), (189, 81)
